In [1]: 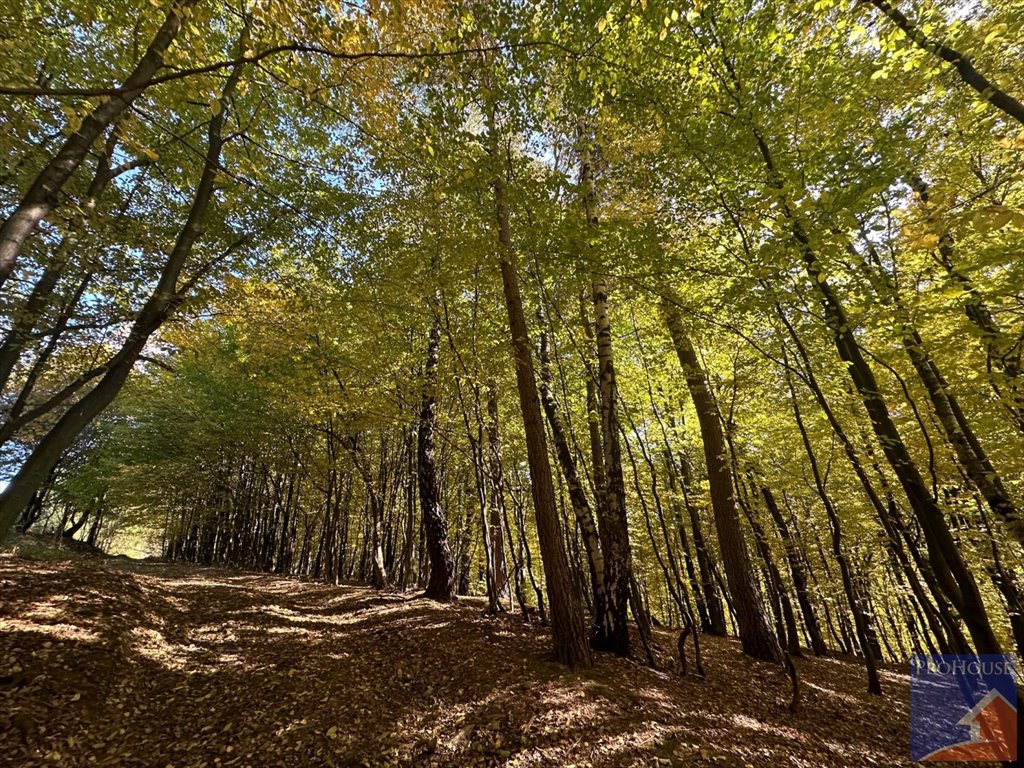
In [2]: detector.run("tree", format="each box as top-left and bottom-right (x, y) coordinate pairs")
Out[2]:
(418, 299), (457, 601)
(663, 302), (784, 665)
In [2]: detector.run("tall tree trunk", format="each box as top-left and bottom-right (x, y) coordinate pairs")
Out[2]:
(579, 291), (608, 518)
(908, 176), (1024, 436)
(632, 311), (725, 638)
(488, 124), (590, 668)
(343, 436), (388, 589)
(582, 149), (634, 657)
(536, 322), (606, 635)
(0, 47), (245, 537)
(852, 233), (1024, 547)
(752, 129), (1003, 658)
(784, 366), (881, 693)
(900, 326), (1024, 547)
(866, 0), (1024, 126)
(762, 486), (828, 656)
(736, 481), (802, 658)
(402, 425), (417, 588)
(0, 134), (150, 394)
(677, 447), (727, 635)
(663, 303), (785, 665)
(418, 306), (456, 602)
(590, 273), (634, 657)
(484, 381), (510, 610)
(775, 315), (964, 655)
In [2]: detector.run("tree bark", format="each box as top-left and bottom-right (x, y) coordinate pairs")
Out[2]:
(0, 134), (150, 394)
(866, 0), (1024, 126)
(581, 148), (634, 657)
(484, 381), (510, 610)
(908, 176), (1024, 435)
(590, 276), (633, 656)
(761, 486), (828, 656)
(785, 367), (881, 694)
(752, 129), (1003, 657)
(538, 318), (607, 641)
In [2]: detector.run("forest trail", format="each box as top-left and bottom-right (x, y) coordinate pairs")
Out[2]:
(2, 556), (923, 767)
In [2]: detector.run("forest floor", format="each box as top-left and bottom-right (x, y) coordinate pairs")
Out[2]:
(0, 551), (980, 768)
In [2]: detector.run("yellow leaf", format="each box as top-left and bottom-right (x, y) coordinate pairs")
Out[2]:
(912, 233), (939, 250)
(984, 23), (1007, 45)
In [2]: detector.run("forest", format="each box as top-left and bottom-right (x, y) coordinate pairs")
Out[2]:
(1, 0), (1022, 765)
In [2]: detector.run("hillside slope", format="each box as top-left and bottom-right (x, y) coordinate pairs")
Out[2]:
(1, 555), (936, 767)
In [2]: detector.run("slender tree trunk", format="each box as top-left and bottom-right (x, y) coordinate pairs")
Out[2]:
(663, 303), (785, 664)
(583, 148), (634, 657)
(678, 448), (727, 635)
(418, 306), (456, 601)
(591, 273), (634, 657)
(664, 452), (711, 633)
(776, 319), (963, 655)
(852, 233), (1024, 547)
(908, 176), (1024, 435)
(402, 426), (416, 588)
(867, 0), (1024, 126)
(579, 291), (608, 517)
(752, 129), (1003, 657)
(736, 482), (802, 658)
(762, 486), (828, 656)
(900, 327), (1024, 547)
(484, 381), (509, 610)
(537, 321), (606, 638)
(344, 436), (388, 589)
(488, 124), (590, 667)
(0, 48), (245, 537)
(784, 366), (881, 693)
(632, 311), (726, 637)
(0, 135), (148, 393)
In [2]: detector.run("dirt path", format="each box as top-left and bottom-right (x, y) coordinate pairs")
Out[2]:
(1, 556), (925, 767)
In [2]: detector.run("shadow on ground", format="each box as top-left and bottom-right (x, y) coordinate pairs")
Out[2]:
(0, 556), (967, 767)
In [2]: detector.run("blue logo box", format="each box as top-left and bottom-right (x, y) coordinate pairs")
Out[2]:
(909, 654), (1018, 762)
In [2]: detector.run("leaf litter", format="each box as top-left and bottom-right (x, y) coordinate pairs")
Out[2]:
(0, 556), (990, 767)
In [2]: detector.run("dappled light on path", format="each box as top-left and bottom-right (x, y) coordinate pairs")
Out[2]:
(2, 558), (939, 767)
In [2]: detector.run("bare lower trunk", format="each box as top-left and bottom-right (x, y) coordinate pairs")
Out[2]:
(484, 382), (510, 611)
(418, 307), (456, 602)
